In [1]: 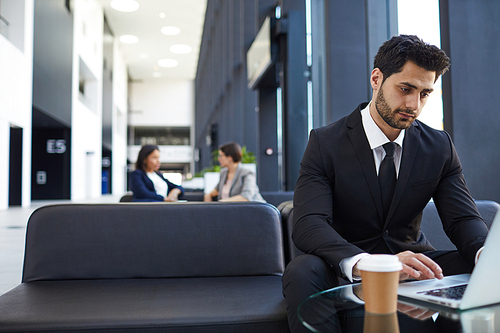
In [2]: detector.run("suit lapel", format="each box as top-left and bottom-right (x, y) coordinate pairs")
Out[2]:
(229, 164), (242, 196)
(219, 169), (228, 193)
(346, 108), (385, 222)
(385, 122), (421, 225)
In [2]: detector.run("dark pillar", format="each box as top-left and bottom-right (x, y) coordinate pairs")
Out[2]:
(440, 0), (500, 203)
(283, 10), (308, 191)
(9, 127), (23, 206)
(324, 0), (397, 123)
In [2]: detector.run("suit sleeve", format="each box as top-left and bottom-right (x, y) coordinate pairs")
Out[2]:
(238, 171), (260, 201)
(293, 129), (365, 276)
(130, 171), (164, 201)
(432, 132), (488, 265)
(165, 178), (185, 196)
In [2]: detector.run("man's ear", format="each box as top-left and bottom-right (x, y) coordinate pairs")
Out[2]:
(370, 68), (383, 90)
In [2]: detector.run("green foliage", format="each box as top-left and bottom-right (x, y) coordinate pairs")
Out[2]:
(241, 146), (256, 164)
(194, 164), (220, 178)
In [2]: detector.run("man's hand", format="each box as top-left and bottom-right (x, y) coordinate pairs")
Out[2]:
(396, 251), (443, 281)
(352, 251), (443, 282)
(397, 302), (437, 321)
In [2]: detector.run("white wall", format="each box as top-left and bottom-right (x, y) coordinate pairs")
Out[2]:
(0, 0), (34, 209)
(0, 121), (8, 209)
(111, 39), (128, 195)
(129, 79), (194, 127)
(71, 0), (103, 200)
(128, 145), (192, 164)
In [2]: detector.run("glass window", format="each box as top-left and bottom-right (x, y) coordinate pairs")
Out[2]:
(398, 0), (443, 130)
(133, 127), (190, 146)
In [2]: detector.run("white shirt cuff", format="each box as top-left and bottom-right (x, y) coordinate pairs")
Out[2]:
(340, 253), (370, 282)
(475, 247), (484, 265)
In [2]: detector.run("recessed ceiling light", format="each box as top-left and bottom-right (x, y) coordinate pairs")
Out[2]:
(161, 26), (180, 36)
(158, 59), (178, 68)
(152, 72), (162, 78)
(159, 12), (166, 19)
(110, 0), (139, 12)
(119, 35), (139, 44)
(170, 44), (192, 54)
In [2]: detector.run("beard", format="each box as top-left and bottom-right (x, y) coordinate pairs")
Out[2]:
(375, 85), (417, 130)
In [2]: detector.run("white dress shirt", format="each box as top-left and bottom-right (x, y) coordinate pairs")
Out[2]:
(146, 171), (168, 197)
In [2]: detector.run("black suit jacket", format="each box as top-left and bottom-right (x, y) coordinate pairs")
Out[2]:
(292, 103), (488, 277)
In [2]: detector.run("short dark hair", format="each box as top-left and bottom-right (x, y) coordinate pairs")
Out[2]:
(135, 145), (159, 172)
(374, 34), (450, 82)
(219, 142), (242, 163)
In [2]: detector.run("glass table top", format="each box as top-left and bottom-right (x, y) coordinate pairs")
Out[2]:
(298, 283), (500, 333)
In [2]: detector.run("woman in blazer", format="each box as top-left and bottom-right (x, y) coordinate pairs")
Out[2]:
(130, 145), (184, 202)
(204, 142), (265, 202)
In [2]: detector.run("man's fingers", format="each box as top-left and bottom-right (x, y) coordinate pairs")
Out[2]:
(413, 253), (443, 278)
(401, 264), (421, 279)
(397, 303), (437, 321)
(397, 251), (443, 280)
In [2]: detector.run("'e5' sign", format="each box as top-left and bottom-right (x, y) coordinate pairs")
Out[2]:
(46, 139), (67, 154)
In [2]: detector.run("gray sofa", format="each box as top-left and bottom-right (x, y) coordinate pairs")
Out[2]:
(0, 202), (289, 333)
(278, 199), (500, 265)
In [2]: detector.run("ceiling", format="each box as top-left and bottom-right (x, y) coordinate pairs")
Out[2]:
(100, 0), (207, 81)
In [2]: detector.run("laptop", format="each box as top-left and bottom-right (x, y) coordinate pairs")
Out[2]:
(397, 211), (500, 310)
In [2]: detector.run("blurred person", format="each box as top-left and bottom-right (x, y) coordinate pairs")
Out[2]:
(130, 145), (184, 202)
(204, 142), (265, 202)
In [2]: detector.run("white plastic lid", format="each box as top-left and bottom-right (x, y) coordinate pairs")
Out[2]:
(357, 254), (403, 272)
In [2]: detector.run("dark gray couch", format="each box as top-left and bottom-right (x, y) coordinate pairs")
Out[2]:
(0, 202), (289, 333)
(261, 191), (294, 208)
(278, 200), (500, 265)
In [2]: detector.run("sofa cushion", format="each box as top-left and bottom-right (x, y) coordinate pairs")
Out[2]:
(23, 202), (284, 282)
(0, 276), (288, 333)
(421, 200), (500, 250)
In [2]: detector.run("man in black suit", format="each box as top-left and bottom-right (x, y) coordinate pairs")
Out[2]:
(282, 35), (489, 332)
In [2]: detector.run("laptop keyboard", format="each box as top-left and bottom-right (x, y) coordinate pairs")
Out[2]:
(417, 284), (467, 300)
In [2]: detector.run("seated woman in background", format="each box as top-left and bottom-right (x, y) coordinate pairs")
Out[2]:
(130, 145), (184, 202)
(204, 142), (265, 202)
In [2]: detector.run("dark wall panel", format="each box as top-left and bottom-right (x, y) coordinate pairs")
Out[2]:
(440, 0), (500, 203)
(31, 125), (71, 200)
(324, 0), (370, 123)
(258, 88), (279, 191)
(195, 0), (263, 173)
(32, 0), (73, 127)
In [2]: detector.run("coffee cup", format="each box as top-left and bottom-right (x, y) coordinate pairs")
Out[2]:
(357, 254), (402, 314)
(363, 312), (400, 333)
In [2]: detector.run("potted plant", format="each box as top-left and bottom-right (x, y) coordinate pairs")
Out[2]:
(240, 146), (257, 175)
(202, 150), (222, 194)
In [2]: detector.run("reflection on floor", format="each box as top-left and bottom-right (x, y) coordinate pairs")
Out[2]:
(0, 194), (124, 296)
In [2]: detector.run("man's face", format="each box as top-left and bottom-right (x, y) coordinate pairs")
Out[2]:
(373, 61), (436, 130)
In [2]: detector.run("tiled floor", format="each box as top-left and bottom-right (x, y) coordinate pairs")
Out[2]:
(0, 194), (124, 296)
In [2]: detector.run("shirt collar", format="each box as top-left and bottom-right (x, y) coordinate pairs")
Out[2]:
(361, 103), (405, 149)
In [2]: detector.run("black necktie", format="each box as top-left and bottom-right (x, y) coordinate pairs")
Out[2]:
(379, 142), (397, 220)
